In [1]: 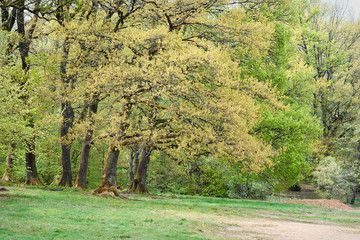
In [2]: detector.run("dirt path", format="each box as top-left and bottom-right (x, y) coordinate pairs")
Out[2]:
(218, 217), (360, 240)
(169, 211), (360, 240)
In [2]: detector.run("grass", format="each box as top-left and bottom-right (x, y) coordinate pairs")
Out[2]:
(0, 185), (360, 240)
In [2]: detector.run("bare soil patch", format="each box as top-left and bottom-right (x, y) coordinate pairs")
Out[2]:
(285, 199), (354, 211)
(169, 211), (360, 240)
(219, 217), (360, 240)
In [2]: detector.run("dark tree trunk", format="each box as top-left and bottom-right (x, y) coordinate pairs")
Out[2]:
(101, 147), (120, 187)
(129, 145), (140, 189)
(58, 144), (73, 186)
(58, 37), (74, 187)
(75, 142), (91, 190)
(16, 3), (41, 185)
(58, 102), (74, 187)
(130, 145), (152, 193)
(129, 152), (134, 186)
(1, 143), (16, 182)
(25, 137), (42, 185)
(16, 0), (30, 71)
(92, 145), (120, 196)
(350, 178), (357, 205)
(75, 101), (98, 190)
(350, 186), (356, 205)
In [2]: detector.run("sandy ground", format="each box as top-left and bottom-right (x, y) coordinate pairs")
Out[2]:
(169, 210), (360, 240)
(218, 217), (360, 240)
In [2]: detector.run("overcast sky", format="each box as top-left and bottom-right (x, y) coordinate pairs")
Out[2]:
(322, 0), (360, 19)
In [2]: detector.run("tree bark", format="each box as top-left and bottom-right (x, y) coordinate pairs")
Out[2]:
(129, 145), (140, 189)
(16, 2), (42, 186)
(1, 143), (16, 182)
(58, 102), (74, 187)
(75, 101), (98, 190)
(130, 145), (152, 193)
(16, 3), (30, 72)
(58, 37), (74, 187)
(25, 136), (42, 185)
(92, 145), (120, 196)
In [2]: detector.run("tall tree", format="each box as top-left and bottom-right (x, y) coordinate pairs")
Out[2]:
(0, 0), (43, 185)
(74, 96), (99, 189)
(296, 0), (360, 154)
(92, 2), (283, 194)
(57, 36), (74, 187)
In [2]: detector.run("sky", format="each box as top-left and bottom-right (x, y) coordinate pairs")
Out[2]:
(322, 0), (360, 19)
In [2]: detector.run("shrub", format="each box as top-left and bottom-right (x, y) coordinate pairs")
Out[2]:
(313, 156), (355, 199)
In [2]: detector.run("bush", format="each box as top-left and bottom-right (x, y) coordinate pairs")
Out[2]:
(201, 165), (228, 197)
(313, 156), (355, 199)
(227, 177), (248, 198)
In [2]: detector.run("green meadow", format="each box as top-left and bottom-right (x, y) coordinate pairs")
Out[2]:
(1, 186), (359, 240)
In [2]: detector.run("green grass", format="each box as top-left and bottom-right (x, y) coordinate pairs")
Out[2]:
(0, 185), (359, 240)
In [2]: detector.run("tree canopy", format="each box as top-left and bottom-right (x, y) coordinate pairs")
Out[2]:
(0, 0), (359, 202)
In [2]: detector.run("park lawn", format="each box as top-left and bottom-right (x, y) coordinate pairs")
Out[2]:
(0, 185), (359, 240)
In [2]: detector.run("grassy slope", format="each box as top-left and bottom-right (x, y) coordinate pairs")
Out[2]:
(0, 186), (359, 240)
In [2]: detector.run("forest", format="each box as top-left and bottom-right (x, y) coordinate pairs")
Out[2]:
(0, 0), (359, 204)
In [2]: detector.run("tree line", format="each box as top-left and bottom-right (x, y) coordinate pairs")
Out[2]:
(0, 0), (359, 202)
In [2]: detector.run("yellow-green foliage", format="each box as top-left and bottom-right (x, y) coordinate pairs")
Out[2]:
(28, 1), (284, 174)
(7, 0), (358, 193)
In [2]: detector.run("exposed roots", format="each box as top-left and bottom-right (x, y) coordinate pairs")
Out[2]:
(1, 173), (13, 182)
(58, 178), (72, 187)
(129, 182), (149, 193)
(25, 176), (43, 186)
(74, 179), (86, 190)
(92, 185), (120, 197)
(92, 185), (130, 199)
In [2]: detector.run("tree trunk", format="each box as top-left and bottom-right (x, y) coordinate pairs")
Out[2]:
(1, 143), (16, 182)
(75, 142), (91, 190)
(75, 101), (98, 190)
(92, 145), (120, 196)
(93, 101), (133, 196)
(129, 145), (140, 189)
(58, 145), (72, 186)
(129, 151), (134, 187)
(130, 145), (151, 193)
(58, 101), (74, 187)
(350, 178), (357, 205)
(15, 1), (42, 186)
(16, 0), (30, 72)
(58, 36), (74, 187)
(25, 137), (42, 185)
